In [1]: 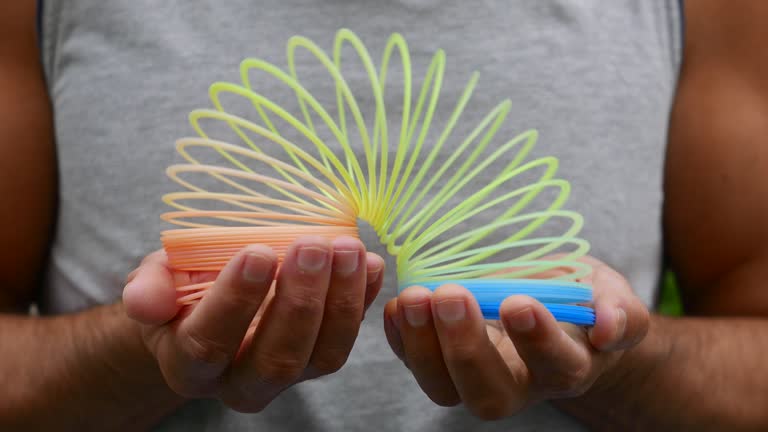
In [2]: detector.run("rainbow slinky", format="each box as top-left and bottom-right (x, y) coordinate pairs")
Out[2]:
(159, 29), (595, 325)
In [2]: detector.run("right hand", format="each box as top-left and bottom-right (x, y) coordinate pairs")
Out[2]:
(122, 235), (385, 412)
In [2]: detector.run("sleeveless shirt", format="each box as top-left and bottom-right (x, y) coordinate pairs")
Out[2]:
(39, 1), (682, 430)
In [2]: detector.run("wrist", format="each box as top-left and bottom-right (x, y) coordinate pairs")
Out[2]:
(2, 303), (186, 430)
(594, 314), (673, 395)
(554, 314), (674, 427)
(73, 302), (186, 428)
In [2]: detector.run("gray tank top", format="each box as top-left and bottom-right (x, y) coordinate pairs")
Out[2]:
(39, 1), (682, 430)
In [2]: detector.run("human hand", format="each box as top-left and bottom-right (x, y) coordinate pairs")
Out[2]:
(122, 236), (385, 412)
(383, 256), (649, 419)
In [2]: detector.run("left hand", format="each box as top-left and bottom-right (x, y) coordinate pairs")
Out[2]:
(383, 256), (650, 420)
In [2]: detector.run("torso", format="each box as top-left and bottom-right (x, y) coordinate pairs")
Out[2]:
(40, 1), (681, 429)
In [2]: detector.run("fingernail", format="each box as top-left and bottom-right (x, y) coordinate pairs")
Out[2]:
(506, 307), (536, 332)
(367, 267), (382, 285)
(242, 253), (272, 283)
(333, 250), (359, 274)
(616, 308), (627, 340)
(404, 303), (429, 327)
(122, 282), (137, 301)
(297, 246), (328, 272)
(435, 299), (466, 324)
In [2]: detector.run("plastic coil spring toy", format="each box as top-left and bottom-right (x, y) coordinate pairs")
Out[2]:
(160, 29), (595, 325)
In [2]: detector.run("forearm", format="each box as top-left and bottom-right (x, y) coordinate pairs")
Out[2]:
(0, 303), (184, 431)
(557, 315), (768, 431)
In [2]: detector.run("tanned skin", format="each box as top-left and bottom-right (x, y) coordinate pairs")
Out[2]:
(1, 1), (767, 430)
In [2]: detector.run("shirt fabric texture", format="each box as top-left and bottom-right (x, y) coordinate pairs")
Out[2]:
(39, 1), (682, 430)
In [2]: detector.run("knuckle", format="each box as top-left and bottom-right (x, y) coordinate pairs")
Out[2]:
(280, 291), (325, 316)
(218, 289), (264, 312)
(182, 328), (232, 367)
(443, 342), (481, 368)
(538, 366), (591, 398)
(326, 294), (363, 319)
(161, 365), (221, 398)
(255, 352), (306, 386)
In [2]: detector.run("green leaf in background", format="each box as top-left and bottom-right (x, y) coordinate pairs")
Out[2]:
(658, 271), (684, 316)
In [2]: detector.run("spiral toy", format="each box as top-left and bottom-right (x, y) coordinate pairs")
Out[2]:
(160, 29), (595, 325)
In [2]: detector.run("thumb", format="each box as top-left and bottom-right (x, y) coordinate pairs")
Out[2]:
(123, 252), (180, 326)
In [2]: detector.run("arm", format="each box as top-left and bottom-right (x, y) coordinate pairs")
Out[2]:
(0, 2), (183, 429)
(0, 0), (56, 311)
(0, 3), (385, 430)
(558, 1), (768, 429)
(1, 305), (183, 430)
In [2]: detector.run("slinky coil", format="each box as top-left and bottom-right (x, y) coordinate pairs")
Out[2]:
(160, 29), (595, 325)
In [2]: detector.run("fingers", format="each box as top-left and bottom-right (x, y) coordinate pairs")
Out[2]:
(586, 263), (650, 351)
(363, 252), (385, 312)
(173, 245), (277, 382)
(429, 285), (527, 419)
(304, 237), (368, 377)
(382, 256), (649, 420)
(396, 286), (460, 407)
(167, 245), (277, 393)
(123, 251), (179, 326)
(391, 284), (526, 419)
(383, 298), (405, 361)
(498, 261), (650, 399)
(223, 236), (334, 410)
(133, 236), (383, 411)
(500, 295), (593, 398)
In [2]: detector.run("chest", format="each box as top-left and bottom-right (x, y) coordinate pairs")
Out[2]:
(42, 0), (679, 306)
